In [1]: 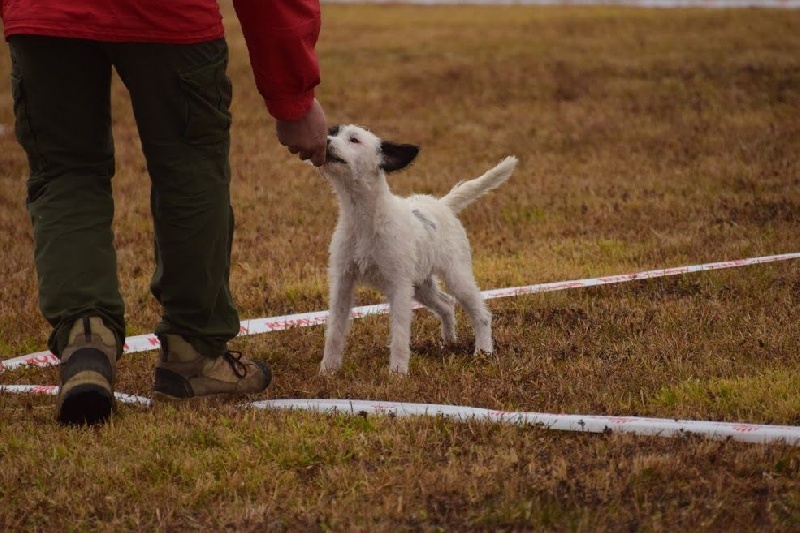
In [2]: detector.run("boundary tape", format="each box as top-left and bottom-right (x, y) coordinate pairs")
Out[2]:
(253, 399), (800, 445)
(2, 386), (797, 445)
(0, 385), (151, 407)
(2, 252), (799, 446)
(3, 252), (799, 371)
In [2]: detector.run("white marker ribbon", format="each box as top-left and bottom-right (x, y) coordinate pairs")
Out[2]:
(0, 384), (151, 406)
(2, 253), (800, 446)
(3, 252), (798, 371)
(253, 398), (800, 445)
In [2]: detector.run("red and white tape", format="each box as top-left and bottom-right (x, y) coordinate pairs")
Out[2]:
(253, 398), (800, 445)
(2, 252), (798, 371)
(2, 252), (800, 445)
(0, 384), (151, 406)
(3, 386), (797, 444)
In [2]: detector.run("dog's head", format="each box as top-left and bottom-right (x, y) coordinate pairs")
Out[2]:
(322, 124), (419, 188)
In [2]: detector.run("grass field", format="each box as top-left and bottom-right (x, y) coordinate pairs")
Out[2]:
(1, 3), (800, 530)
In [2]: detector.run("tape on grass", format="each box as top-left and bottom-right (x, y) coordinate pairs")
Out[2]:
(0, 384), (151, 407)
(2, 385), (798, 445)
(252, 398), (800, 446)
(3, 252), (799, 371)
(2, 252), (800, 445)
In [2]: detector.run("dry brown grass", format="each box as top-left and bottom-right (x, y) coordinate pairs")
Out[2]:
(2, 3), (800, 530)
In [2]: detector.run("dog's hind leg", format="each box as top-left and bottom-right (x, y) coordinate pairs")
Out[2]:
(320, 269), (357, 374)
(414, 277), (457, 344)
(387, 283), (414, 374)
(442, 267), (492, 354)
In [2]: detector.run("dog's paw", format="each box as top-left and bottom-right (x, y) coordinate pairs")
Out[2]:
(319, 359), (342, 375)
(474, 336), (493, 354)
(474, 344), (493, 356)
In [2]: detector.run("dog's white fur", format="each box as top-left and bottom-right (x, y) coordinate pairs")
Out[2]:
(318, 124), (517, 374)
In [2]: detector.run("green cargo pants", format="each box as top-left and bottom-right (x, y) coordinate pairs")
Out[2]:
(9, 35), (240, 359)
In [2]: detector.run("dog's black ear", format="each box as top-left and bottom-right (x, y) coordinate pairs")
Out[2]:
(380, 142), (419, 173)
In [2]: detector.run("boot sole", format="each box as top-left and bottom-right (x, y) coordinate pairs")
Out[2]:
(57, 346), (116, 426)
(152, 360), (272, 403)
(150, 390), (260, 404)
(150, 390), (225, 403)
(57, 380), (114, 426)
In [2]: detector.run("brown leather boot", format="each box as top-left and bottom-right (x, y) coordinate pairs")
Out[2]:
(57, 316), (119, 425)
(152, 335), (271, 401)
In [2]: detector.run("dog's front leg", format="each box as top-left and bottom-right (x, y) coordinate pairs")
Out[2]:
(320, 268), (357, 374)
(387, 283), (414, 374)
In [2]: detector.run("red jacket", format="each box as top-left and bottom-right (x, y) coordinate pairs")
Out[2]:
(0, 0), (321, 120)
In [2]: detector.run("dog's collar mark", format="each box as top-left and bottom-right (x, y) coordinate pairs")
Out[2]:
(412, 209), (437, 232)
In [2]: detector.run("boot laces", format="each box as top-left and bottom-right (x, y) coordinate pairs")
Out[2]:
(222, 351), (248, 379)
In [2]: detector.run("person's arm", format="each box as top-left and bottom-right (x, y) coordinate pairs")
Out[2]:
(233, 0), (327, 165)
(233, 0), (320, 120)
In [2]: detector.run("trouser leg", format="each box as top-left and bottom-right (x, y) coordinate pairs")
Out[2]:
(8, 36), (124, 357)
(110, 39), (239, 358)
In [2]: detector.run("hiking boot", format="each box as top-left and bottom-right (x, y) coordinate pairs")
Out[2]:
(152, 334), (272, 401)
(57, 316), (118, 426)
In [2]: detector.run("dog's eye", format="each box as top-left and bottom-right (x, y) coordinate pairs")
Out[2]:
(349, 136), (360, 144)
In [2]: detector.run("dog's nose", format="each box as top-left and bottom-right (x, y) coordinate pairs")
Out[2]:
(325, 139), (346, 164)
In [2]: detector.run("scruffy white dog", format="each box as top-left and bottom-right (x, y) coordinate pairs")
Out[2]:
(318, 124), (517, 375)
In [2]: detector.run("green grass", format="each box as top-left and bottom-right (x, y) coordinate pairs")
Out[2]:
(1, 3), (800, 530)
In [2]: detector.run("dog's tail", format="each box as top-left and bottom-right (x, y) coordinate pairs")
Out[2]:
(441, 156), (517, 214)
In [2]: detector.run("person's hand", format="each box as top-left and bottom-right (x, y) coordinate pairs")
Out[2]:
(275, 99), (327, 166)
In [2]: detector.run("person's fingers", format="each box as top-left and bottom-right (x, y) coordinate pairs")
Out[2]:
(275, 99), (328, 164)
(308, 146), (327, 167)
(299, 147), (327, 166)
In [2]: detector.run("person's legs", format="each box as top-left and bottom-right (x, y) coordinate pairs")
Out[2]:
(110, 39), (239, 358)
(110, 40), (270, 398)
(9, 35), (123, 424)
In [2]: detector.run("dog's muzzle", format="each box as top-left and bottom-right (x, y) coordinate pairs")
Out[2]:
(326, 141), (346, 164)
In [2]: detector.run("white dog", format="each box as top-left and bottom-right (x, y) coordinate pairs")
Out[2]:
(318, 124), (517, 374)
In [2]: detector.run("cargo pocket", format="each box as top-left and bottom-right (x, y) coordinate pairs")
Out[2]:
(178, 53), (233, 146)
(11, 71), (46, 174)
